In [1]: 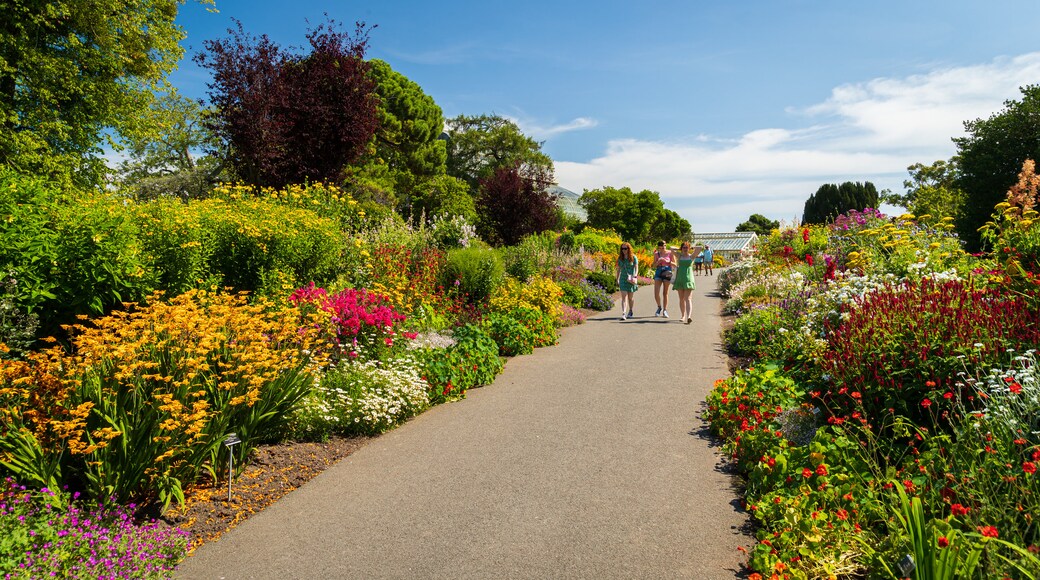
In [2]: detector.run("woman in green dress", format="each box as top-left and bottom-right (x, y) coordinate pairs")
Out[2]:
(616, 242), (639, 320)
(672, 241), (696, 324)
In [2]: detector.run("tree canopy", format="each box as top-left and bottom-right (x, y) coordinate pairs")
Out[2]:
(196, 18), (378, 189)
(367, 59), (447, 179)
(879, 159), (965, 223)
(0, 0), (200, 189)
(579, 186), (691, 243)
(954, 85), (1040, 250)
(445, 114), (554, 189)
(735, 213), (779, 237)
(802, 181), (879, 225)
(476, 164), (559, 246)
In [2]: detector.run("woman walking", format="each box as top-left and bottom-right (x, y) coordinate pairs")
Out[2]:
(672, 241), (696, 324)
(652, 241), (675, 318)
(616, 242), (639, 320)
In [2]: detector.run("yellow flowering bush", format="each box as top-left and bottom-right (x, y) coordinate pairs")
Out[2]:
(489, 276), (563, 323)
(0, 290), (321, 510)
(134, 196), (347, 298)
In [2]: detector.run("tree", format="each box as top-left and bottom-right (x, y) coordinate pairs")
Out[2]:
(408, 174), (475, 223)
(0, 0), (202, 189)
(880, 159), (965, 222)
(444, 114), (554, 189)
(954, 85), (1040, 250)
(649, 209), (692, 243)
(115, 89), (228, 200)
(196, 18), (378, 189)
(367, 59), (446, 179)
(802, 181), (879, 224)
(476, 164), (559, 246)
(735, 213), (779, 237)
(579, 186), (690, 243)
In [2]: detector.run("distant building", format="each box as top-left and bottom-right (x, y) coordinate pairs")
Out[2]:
(548, 184), (587, 221)
(692, 232), (758, 262)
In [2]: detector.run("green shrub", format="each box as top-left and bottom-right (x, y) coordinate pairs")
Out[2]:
(725, 306), (784, 358)
(442, 245), (505, 303)
(196, 198), (345, 297)
(480, 312), (537, 357)
(557, 230), (576, 252)
(557, 280), (587, 309)
(404, 325), (503, 403)
(584, 270), (619, 294)
(506, 306), (558, 348)
(500, 245), (539, 282)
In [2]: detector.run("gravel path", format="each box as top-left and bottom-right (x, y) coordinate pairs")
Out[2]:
(177, 273), (752, 579)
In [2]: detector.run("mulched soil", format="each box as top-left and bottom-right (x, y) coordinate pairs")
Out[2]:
(158, 436), (370, 552)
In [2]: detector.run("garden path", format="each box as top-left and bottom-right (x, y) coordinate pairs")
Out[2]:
(177, 273), (752, 579)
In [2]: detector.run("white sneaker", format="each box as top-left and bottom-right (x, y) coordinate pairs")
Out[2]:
(662, 310), (669, 318)
(620, 313), (627, 321)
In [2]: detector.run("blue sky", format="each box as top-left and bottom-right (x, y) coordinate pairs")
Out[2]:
(173, 0), (1040, 232)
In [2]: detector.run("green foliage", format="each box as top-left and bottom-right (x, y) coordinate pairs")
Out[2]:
(408, 175), (476, 224)
(480, 312), (537, 357)
(116, 89), (225, 201)
(882, 159), (966, 223)
(444, 114), (554, 189)
(803, 181), (879, 225)
(955, 85), (1040, 251)
(0, 0), (199, 190)
(504, 306), (558, 348)
(735, 213), (779, 237)
(367, 59), (447, 179)
(579, 186), (690, 244)
(441, 245), (505, 303)
(405, 325), (503, 404)
(584, 270), (619, 294)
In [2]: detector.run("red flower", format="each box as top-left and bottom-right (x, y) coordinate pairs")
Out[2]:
(921, 398), (932, 408)
(816, 464), (829, 476)
(943, 392), (953, 400)
(802, 468), (813, 478)
(805, 254), (814, 266)
(1010, 382), (1023, 394)
(978, 526), (999, 538)
(951, 503), (970, 516)
(802, 228), (810, 243)
(1024, 462), (1037, 474)
(835, 509), (849, 520)
(937, 536), (949, 548)
(925, 380), (936, 388)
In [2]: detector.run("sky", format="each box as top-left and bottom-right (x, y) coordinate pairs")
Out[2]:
(172, 0), (1040, 233)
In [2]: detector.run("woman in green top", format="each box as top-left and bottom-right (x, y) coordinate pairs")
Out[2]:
(616, 242), (639, 320)
(672, 241), (696, 324)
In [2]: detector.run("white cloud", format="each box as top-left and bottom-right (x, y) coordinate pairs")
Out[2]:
(555, 52), (1040, 233)
(514, 116), (598, 139)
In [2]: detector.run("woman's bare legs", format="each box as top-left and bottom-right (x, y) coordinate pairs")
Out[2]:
(660, 281), (671, 315)
(653, 279), (663, 313)
(676, 288), (691, 320)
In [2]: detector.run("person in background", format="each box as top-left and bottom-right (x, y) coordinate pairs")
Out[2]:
(693, 249), (703, 275)
(616, 242), (639, 320)
(702, 244), (715, 275)
(652, 240), (675, 317)
(671, 241), (696, 324)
